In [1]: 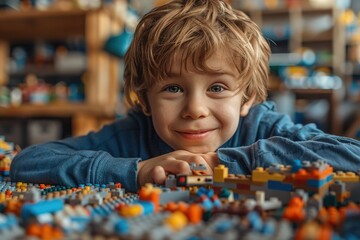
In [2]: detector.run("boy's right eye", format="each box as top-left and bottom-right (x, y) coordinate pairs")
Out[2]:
(164, 85), (182, 93)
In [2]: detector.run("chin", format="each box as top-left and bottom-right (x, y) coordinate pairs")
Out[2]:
(182, 146), (216, 154)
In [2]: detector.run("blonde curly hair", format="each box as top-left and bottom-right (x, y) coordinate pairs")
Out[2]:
(124, 0), (270, 113)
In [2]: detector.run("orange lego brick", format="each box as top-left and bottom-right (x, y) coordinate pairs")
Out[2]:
(295, 221), (332, 240)
(186, 204), (202, 224)
(293, 163), (333, 181)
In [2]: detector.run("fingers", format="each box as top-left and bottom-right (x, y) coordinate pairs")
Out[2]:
(161, 158), (192, 175)
(151, 159), (193, 185)
(165, 154), (215, 175)
(183, 155), (213, 175)
(152, 165), (167, 185)
(137, 151), (218, 188)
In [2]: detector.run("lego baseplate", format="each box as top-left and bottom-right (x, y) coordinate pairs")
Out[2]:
(2, 137), (360, 239)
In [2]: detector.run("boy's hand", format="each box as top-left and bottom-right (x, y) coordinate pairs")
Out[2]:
(137, 150), (218, 187)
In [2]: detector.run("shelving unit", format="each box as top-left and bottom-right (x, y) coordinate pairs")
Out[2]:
(344, 46), (360, 139)
(291, 88), (341, 135)
(237, 5), (346, 135)
(0, 8), (122, 138)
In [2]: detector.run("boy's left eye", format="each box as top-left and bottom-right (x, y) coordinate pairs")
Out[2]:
(164, 85), (182, 93)
(209, 85), (224, 92)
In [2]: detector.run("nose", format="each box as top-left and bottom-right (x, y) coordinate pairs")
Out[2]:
(181, 93), (209, 119)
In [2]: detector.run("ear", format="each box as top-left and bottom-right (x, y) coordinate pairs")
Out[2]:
(140, 101), (152, 116)
(240, 95), (256, 117)
(141, 104), (151, 116)
(137, 95), (151, 116)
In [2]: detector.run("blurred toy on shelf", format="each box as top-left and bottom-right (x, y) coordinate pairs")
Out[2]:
(0, 72), (85, 107)
(0, 0), (117, 11)
(232, 0), (350, 10)
(278, 64), (343, 90)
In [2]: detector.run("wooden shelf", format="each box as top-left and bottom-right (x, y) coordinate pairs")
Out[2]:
(300, 6), (334, 14)
(259, 8), (291, 15)
(0, 9), (91, 19)
(0, 103), (115, 118)
(9, 66), (85, 77)
(302, 34), (333, 42)
(0, 9), (93, 41)
(290, 88), (335, 95)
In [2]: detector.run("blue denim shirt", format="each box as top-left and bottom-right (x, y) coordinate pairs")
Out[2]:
(10, 101), (360, 192)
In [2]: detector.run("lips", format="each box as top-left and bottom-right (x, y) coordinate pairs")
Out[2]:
(176, 129), (214, 140)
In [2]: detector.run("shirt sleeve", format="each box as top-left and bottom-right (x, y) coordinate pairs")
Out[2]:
(10, 142), (140, 192)
(217, 102), (360, 175)
(10, 116), (145, 193)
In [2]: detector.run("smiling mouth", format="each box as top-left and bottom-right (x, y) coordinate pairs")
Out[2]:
(176, 129), (214, 140)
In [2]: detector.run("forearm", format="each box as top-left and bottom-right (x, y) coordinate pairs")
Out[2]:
(10, 142), (141, 192)
(217, 134), (360, 174)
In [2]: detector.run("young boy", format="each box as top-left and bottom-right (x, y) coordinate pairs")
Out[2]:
(10, 0), (360, 193)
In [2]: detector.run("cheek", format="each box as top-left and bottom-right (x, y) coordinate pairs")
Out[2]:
(217, 102), (241, 129)
(151, 107), (176, 134)
(151, 108), (166, 126)
(151, 113), (167, 139)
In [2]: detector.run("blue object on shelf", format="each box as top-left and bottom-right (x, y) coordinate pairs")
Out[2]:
(104, 30), (134, 58)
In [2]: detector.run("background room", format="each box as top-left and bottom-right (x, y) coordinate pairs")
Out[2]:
(0, 0), (359, 149)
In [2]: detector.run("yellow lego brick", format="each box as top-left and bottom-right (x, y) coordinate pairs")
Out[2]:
(267, 173), (286, 182)
(0, 140), (11, 151)
(252, 167), (269, 182)
(214, 164), (228, 182)
(164, 212), (188, 231)
(0, 192), (5, 203)
(252, 167), (287, 182)
(333, 171), (360, 182)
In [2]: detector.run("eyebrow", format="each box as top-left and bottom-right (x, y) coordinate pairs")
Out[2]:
(166, 70), (238, 78)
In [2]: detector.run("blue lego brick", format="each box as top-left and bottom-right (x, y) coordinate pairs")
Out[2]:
(327, 174), (334, 182)
(196, 187), (214, 198)
(0, 213), (17, 230)
(201, 198), (214, 211)
(114, 217), (129, 234)
(306, 179), (326, 188)
(92, 206), (108, 217)
(215, 219), (233, 234)
(247, 211), (263, 232)
(261, 219), (276, 235)
(291, 159), (303, 173)
(305, 173), (333, 189)
(135, 201), (155, 215)
(267, 180), (293, 192)
(21, 198), (64, 224)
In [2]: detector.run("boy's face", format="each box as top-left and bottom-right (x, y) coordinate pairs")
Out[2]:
(147, 51), (253, 153)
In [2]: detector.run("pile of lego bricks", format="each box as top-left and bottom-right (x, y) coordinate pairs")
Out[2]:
(1, 137), (360, 239)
